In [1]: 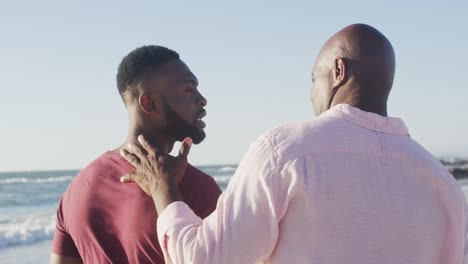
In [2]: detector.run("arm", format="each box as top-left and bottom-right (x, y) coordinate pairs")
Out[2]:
(51, 194), (82, 264)
(122, 135), (290, 263)
(50, 254), (83, 264)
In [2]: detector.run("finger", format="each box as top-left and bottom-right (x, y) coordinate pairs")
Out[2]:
(120, 149), (140, 167)
(178, 137), (193, 160)
(127, 143), (146, 161)
(138, 135), (158, 154)
(120, 173), (135, 183)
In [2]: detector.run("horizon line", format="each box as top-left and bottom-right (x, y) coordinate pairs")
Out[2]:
(0, 163), (240, 174)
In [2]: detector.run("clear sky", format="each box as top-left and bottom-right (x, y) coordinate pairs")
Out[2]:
(0, 0), (467, 172)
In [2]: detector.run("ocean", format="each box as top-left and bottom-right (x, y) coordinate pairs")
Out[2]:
(0, 165), (237, 264)
(1, 163), (467, 263)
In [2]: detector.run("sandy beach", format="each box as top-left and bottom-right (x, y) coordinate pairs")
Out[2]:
(0, 240), (51, 264)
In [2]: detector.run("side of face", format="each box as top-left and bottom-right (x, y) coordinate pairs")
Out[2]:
(310, 53), (333, 116)
(143, 59), (208, 144)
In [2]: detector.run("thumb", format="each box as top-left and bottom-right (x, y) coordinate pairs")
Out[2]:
(120, 173), (135, 183)
(178, 137), (193, 160)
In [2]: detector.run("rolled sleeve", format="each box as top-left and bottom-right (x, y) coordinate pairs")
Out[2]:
(155, 134), (287, 264)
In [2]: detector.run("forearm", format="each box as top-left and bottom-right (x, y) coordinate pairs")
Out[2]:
(156, 188), (280, 264)
(152, 182), (182, 214)
(156, 135), (283, 264)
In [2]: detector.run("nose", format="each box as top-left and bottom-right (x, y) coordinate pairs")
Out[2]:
(197, 91), (207, 107)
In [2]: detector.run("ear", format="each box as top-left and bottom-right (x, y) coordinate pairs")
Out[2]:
(138, 94), (160, 114)
(332, 57), (347, 87)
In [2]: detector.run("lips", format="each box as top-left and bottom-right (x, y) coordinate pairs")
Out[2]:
(195, 110), (206, 129)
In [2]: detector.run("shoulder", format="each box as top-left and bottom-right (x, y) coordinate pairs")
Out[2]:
(61, 152), (125, 210)
(253, 119), (323, 165)
(253, 114), (355, 166)
(263, 115), (343, 146)
(407, 140), (465, 200)
(74, 151), (128, 188)
(179, 164), (222, 218)
(181, 164), (221, 193)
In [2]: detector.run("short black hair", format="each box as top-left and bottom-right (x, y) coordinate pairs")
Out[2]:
(116, 45), (180, 103)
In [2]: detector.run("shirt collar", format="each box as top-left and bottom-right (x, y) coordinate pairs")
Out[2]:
(321, 104), (410, 136)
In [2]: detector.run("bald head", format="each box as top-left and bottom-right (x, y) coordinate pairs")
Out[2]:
(311, 24), (395, 116)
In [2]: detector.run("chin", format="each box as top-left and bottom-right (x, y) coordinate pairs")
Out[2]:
(192, 133), (206, 144)
(191, 128), (206, 144)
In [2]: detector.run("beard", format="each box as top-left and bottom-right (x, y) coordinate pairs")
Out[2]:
(161, 98), (206, 144)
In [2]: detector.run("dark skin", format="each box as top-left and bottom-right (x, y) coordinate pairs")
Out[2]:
(120, 59), (207, 154)
(121, 135), (192, 213)
(51, 59), (207, 264)
(118, 59), (207, 208)
(311, 23), (396, 116)
(120, 24), (396, 218)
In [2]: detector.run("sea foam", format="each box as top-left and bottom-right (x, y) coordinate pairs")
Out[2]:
(0, 176), (73, 184)
(0, 212), (56, 249)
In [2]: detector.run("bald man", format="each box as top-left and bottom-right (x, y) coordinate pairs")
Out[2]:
(121, 24), (468, 263)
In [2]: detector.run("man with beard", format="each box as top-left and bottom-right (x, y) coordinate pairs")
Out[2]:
(50, 46), (221, 264)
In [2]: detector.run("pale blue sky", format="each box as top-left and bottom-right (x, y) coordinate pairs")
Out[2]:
(0, 0), (466, 171)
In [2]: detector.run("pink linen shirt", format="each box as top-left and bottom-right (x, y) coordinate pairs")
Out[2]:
(157, 104), (468, 263)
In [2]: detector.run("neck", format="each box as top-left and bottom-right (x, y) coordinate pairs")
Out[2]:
(126, 127), (174, 154)
(348, 100), (388, 116)
(330, 84), (388, 116)
(116, 112), (175, 154)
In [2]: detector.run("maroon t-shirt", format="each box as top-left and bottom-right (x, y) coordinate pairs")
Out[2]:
(51, 151), (221, 263)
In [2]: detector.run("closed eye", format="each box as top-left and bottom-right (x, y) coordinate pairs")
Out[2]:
(185, 78), (198, 86)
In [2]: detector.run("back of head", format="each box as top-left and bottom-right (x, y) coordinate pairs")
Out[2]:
(339, 24), (396, 94)
(311, 24), (396, 116)
(117, 45), (180, 105)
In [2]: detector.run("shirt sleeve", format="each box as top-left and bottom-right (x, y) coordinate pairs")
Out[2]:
(157, 134), (290, 264)
(464, 203), (468, 264)
(51, 194), (81, 258)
